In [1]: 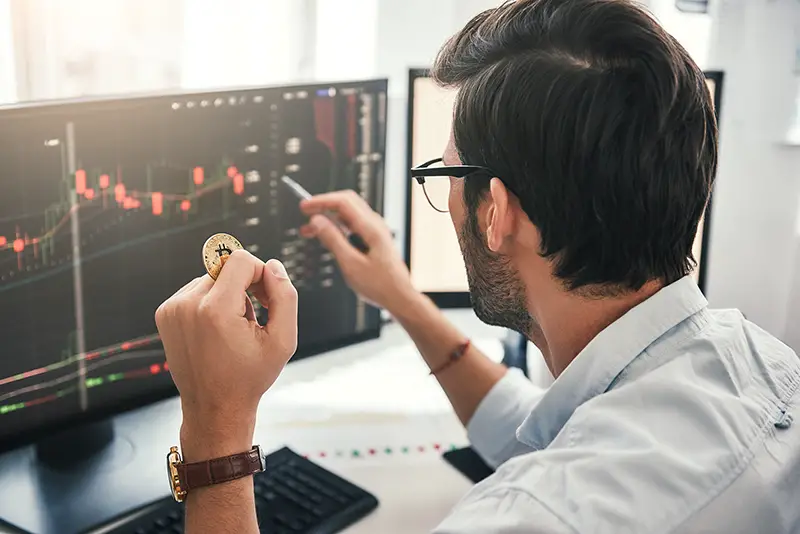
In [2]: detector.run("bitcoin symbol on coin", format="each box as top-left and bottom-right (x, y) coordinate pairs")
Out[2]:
(202, 233), (243, 280)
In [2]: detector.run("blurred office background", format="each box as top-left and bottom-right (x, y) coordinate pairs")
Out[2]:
(0, 0), (798, 348)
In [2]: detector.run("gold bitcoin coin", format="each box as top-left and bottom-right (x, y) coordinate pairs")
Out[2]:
(202, 233), (243, 280)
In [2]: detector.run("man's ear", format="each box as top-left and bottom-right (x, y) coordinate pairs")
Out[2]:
(485, 178), (512, 253)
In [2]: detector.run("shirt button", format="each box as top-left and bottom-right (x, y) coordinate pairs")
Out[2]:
(775, 412), (793, 430)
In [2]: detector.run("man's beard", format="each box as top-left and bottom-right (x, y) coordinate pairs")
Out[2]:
(458, 208), (533, 336)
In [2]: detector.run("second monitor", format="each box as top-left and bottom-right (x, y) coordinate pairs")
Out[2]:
(406, 69), (723, 307)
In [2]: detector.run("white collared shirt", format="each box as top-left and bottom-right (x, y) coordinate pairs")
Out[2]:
(434, 276), (800, 534)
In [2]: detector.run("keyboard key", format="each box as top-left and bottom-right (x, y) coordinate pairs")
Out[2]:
(274, 485), (309, 508)
(294, 471), (319, 487)
(273, 513), (291, 526)
(284, 478), (302, 491)
(296, 471), (347, 502)
(293, 499), (315, 512)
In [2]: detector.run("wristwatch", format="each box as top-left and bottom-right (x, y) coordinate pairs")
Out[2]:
(166, 444), (267, 502)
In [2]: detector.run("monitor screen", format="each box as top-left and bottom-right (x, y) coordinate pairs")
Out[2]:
(406, 69), (722, 306)
(0, 79), (388, 449)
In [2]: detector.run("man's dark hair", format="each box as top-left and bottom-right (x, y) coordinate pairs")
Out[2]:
(432, 0), (718, 292)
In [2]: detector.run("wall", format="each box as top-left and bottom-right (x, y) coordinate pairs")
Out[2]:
(181, 0), (307, 90)
(646, 0), (713, 64)
(9, 0), (185, 101)
(649, 0), (800, 344)
(4, 0), (312, 102)
(315, 0), (379, 81)
(702, 0), (800, 343)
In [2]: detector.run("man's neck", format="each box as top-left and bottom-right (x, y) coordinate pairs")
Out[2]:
(527, 280), (663, 378)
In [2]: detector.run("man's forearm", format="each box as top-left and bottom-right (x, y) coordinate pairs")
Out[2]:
(389, 290), (508, 425)
(184, 478), (258, 534)
(181, 413), (260, 534)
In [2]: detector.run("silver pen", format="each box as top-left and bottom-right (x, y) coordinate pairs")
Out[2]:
(280, 175), (369, 253)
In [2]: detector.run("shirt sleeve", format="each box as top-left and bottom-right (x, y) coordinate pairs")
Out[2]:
(466, 368), (547, 468)
(432, 486), (572, 534)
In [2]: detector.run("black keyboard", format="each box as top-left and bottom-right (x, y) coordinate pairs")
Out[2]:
(109, 447), (379, 534)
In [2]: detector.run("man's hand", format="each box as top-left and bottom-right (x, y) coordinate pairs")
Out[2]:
(299, 190), (418, 314)
(154, 250), (298, 459)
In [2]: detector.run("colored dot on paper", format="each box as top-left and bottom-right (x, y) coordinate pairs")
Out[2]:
(352, 450), (360, 457)
(385, 447), (392, 454)
(319, 451), (326, 458)
(433, 443), (441, 451)
(418, 445), (425, 452)
(401, 447), (409, 454)
(368, 448), (376, 455)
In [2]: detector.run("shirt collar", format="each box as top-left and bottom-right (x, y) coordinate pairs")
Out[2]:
(516, 275), (708, 450)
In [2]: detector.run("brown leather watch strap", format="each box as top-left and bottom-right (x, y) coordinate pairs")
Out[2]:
(176, 446), (264, 493)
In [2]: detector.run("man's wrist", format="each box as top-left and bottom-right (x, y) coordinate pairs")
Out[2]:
(179, 410), (257, 463)
(386, 285), (427, 323)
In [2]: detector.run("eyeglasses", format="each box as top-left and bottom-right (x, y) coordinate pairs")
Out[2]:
(409, 157), (495, 213)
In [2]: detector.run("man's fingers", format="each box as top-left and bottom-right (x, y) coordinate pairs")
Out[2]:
(244, 295), (257, 322)
(156, 276), (212, 325)
(173, 275), (206, 298)
(306, 215), (364, 267)
(299, 190), (380, 242)
(259, 259), (298, 359)
(184, 275), (214, 299)
(205, 250), (265, 315)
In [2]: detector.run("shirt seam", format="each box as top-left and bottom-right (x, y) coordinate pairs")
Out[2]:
(663, 369), (800, 534)
(467, 369), (535, 463)
(609, 309), (712, 390)
(474, 485), (580, 534)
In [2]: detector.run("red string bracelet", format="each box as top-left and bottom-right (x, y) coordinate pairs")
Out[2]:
(429, 339), (471, 376)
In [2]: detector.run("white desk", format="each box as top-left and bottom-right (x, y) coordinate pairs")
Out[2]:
(0, 310), (515, 534)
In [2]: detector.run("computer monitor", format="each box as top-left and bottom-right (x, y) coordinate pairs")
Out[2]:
(0, 79), (387, 453)
(697, 70), (724, 293)
(405, 69), (723, 306)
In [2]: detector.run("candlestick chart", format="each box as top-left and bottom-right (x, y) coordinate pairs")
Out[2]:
(0, 82), (388, 444)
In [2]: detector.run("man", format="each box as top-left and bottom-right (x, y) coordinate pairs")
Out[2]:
(155, 0), (800, 532)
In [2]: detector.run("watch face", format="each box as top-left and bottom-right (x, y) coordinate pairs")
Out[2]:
(166, 446), (185, 502)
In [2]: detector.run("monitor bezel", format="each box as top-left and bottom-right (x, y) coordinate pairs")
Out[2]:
(404, 68), (723, 305)
(697, 70), (724, 295)
(0, 77), (389, 453)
